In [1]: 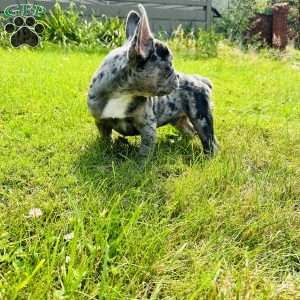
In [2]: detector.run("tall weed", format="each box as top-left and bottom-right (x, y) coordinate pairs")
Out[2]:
(167, 25), (220, 58)
(42, 2), (125, 48)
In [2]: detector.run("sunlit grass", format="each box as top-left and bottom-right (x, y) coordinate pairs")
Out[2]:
(0, 45), (300, 299)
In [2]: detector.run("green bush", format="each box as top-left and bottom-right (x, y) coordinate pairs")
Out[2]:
(0, 16), (10, 47)
(42, 2), (125, 48)
(286, 1), (300, 49)
(219, 0), (300, 48)
(218, 0), (256, 44)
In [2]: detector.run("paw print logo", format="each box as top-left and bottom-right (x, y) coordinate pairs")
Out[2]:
(4, 16), (44, 48)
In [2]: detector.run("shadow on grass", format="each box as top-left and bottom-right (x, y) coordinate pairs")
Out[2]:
(73, 134), (207, 187)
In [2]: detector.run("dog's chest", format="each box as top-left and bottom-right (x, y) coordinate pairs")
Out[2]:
(101, 94), (133, 119)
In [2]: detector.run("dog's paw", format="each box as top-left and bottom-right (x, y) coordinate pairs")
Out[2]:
(204, 140), (220, 158)
(4, 16), (44, 48)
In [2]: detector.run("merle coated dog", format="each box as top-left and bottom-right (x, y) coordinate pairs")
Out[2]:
(88, 4), (219, 156)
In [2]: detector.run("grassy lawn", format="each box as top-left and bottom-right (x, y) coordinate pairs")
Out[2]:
(0, 45), (300, 299)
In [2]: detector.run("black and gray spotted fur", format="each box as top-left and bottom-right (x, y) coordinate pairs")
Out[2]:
(88, 4), (219, 156)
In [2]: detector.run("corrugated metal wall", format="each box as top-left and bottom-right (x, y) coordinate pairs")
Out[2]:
(0, 0), (213, 32)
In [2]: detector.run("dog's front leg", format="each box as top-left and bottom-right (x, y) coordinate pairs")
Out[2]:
(95, 120), (112, 143)
(136, 105), (157, 157)
(139, 120), (157, 157)
(134, 100), (157, 157)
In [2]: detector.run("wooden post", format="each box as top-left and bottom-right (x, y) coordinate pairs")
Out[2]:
(272, 3), (289, 50)
(206, 0), (212, 30)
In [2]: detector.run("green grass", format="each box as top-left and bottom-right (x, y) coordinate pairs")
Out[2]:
(0, 44), (300, 300)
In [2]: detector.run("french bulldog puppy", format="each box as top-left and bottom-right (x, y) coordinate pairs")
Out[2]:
(88, 4), (218, 156)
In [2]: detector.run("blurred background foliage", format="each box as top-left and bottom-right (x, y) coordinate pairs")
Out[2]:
(0, 1), (299, 55)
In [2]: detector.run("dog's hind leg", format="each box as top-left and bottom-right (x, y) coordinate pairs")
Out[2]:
(187, 89), (219, 156)
(190, 115), (219, 156)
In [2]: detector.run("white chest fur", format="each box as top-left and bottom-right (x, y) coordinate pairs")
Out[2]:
(101, 94), (133, 119)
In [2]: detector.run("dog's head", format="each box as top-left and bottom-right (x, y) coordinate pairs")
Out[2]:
(125, 5), (178, 96)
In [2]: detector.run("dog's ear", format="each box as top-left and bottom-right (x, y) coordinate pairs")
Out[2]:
(129, 4), (154, 60)
(136, 4), (154, 59)
(125, 10), (140, 40)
